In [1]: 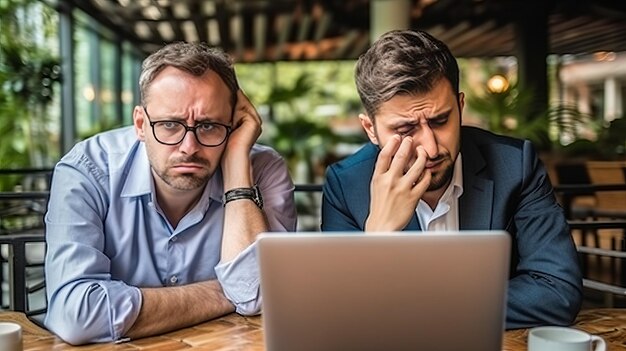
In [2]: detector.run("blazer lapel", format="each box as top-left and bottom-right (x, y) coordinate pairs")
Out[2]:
(459, 136), (494, 230)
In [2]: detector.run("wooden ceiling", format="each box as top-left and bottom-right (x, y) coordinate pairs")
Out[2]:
(62, 0), (626, 61)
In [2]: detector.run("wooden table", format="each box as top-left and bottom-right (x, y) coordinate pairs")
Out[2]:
(1, 309), (625, 350)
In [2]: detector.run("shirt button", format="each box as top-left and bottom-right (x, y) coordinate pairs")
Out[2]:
(170, 276), (178, 285)
(171, 236), (177, 242)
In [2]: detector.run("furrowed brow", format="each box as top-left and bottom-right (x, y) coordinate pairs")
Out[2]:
(427, 109), (452, 122)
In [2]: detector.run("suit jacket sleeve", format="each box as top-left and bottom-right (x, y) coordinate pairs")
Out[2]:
(504, 140), (582, 329)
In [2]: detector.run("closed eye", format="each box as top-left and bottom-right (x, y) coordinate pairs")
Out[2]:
(396, 124), (417, 135)
(428, 116), (449, 127)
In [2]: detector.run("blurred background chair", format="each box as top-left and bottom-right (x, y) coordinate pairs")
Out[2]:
(570, 220), (626, 308)
(0, 169), (50, 326)
(554, 162), (597, 220)
(0, 233), (46, 316)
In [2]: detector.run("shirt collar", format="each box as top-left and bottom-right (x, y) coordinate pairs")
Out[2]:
(206, 167), (224, 205)
(438, 152), (465, 204)
(451, 152), (464, 199)
(121, 142), (152, 198)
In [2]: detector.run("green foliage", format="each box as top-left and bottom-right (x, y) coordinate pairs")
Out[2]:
(466, 84), (592, 152)
(561, 118), (626, 160)
(261, 71), (364, 183)
(236, 61), (365, 184)
(266, 74), (314, 107)
(1, 41), (61, 105)
(0, 0), (61, 190)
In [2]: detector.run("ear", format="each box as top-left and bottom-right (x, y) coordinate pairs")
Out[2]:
(359, 113), (379, 145)
(133, 106), (147, 141)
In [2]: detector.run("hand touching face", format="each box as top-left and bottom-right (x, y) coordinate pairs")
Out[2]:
(359, 78), (464, 229)
(220, 89), (263, 189)
(365, 135), (432, 231)
(360, 78), (463, 202)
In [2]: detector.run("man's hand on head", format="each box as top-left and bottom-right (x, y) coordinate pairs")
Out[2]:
(221, 89), (262, 189)
(226, 90), (262, 156)
(365, 135), (431, 232)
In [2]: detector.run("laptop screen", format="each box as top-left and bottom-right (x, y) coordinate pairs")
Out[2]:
(258, 231), (510, 351)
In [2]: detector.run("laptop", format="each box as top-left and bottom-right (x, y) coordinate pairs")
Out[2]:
(257, 231), (511, 351)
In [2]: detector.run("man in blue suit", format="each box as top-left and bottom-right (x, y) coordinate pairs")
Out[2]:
(321, 29), (582, 329)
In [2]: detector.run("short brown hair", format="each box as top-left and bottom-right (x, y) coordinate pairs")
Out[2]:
(355, 29), (459, 119)
(139, 42), (239, 109)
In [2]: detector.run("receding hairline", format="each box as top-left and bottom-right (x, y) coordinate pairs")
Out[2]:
(141, 66), (232, 106)
(138, 42), (239, 109)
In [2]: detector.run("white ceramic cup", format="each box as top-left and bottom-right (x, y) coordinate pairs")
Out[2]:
(528, 326), (606, 351)
(0, 322), (23, 351)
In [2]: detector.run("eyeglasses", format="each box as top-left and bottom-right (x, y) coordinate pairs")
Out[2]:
(143, 106), (231, 147)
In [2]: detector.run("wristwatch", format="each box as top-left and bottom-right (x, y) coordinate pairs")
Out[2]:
(223, 184), (264, 209)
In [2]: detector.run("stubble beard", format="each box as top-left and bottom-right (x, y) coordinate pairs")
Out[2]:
(427, 157), (454, 191)
(153, 155), (213, 191)
(159, 171), (209, 190)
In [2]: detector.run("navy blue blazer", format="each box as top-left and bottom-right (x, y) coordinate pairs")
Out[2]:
(322, 126), (582, 329)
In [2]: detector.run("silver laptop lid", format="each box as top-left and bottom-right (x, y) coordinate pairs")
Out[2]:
(258, 231), (511, 351)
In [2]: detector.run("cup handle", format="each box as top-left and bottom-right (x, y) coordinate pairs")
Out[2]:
(591, 335), (606, 351)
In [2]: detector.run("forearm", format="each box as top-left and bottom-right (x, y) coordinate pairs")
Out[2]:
(221, 152), (269, 261)
(222, 197), (269, 261)
(125, 280), (235, 339)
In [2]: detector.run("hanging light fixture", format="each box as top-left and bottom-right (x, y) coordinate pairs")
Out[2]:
(486, 74), (510, 93)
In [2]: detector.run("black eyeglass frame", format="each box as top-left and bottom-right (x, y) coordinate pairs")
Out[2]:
(142, 106), (232, 147)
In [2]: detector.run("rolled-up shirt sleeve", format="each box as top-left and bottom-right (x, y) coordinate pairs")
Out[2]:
(214, 145), (296, 315)
(214, 243), (260, 315)
(45, 279), (141, 344)
(253, 145), (297, 233)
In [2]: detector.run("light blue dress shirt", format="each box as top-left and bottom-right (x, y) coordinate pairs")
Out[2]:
(44, 126), (297, 344)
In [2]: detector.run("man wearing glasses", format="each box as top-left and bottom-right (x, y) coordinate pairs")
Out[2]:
(44, 43), (297, 345)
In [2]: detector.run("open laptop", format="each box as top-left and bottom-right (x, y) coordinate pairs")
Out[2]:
(257, 231), (511, 351)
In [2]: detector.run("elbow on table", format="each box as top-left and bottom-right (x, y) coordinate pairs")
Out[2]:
(544, 286), (583, 327)
(561, 292), (583, 326)
(45, 318), (100, 345)
(562, 278), (583, 323)
(45, 307), (113, 345)
(235, 297), (262, 316)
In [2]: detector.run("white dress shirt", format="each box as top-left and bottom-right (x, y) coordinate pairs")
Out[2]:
(416, 153), (464, 231)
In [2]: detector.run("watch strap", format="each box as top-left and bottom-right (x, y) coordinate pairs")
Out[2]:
(223, 185), (263, 209)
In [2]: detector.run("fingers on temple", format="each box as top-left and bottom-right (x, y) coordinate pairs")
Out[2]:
(234, 89), (262, 126)
(236, 89), (250, 106)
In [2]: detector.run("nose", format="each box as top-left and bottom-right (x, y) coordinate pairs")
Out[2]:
(178, 129), (201, 154)
(416, 126), (438, 158)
